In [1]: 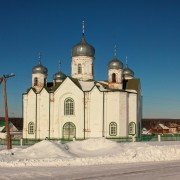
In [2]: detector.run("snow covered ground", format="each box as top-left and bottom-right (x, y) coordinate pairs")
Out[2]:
(0, 138), (180, 168)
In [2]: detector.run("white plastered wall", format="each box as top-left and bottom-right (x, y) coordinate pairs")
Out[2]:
(88, 87), (103, 138)
(105, 92), (128, 137)
(36, 89), (49, 139)
(52, 78), (84, 139)
(23, 89), (36, 139)
(128, 93), (138, 136)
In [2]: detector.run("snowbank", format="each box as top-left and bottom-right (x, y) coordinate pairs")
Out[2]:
(1, 139), (180, 167)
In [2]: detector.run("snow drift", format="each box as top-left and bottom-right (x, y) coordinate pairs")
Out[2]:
(1, 138), (180, 167)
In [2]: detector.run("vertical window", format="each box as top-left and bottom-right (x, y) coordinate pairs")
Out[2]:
(129, 122), (136, 135)
(109, 122), (117, 136)
(34, 77), (38, 86)
(78, 64), (82, 74)
(112, 73), (116, 83)
(28, 122), (35, 134)
(64, 98), (74, 115)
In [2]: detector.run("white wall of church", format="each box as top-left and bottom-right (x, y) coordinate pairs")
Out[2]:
(51, 78), (84, 139)
(23, 89), (36, 139)
(36, 89), (49, 139)
(105, 92), (128, 137)
(87, 87), (103, 138)
(128, 93), (138, 135)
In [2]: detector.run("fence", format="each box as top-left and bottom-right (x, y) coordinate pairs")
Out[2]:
(1, 134), (180, 146)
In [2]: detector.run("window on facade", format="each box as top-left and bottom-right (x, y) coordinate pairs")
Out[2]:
(78, 64), (82, 74)
(112, 73), (116, 83)
(129, 122), (136, 135)
(109, 122), (117, 136)
(34, 77), (38, 86)
(28, 122), (35, 134)
(64, 98), (74, 115)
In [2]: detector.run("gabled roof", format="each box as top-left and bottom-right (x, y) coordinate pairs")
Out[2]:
(24, 77), (141, 94)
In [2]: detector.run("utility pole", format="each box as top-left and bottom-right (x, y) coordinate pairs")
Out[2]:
(0, 73), (15, 150)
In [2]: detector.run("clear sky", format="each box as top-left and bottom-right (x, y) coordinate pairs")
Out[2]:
(0, 0), (180, 118)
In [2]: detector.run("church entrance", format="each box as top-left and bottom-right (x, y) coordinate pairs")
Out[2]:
(63, 122), (76, 140)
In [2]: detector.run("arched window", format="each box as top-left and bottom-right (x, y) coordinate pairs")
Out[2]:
(78, 64), (82, 74)
(28, 122), (35, 134)
(63, 122), (76, 140)
(34, 77), (38, 86)
(129, 122), (136, 135)
(112, 73), (116, 83)
(64, 98), (74, 115)
(109, 122), (117, 136)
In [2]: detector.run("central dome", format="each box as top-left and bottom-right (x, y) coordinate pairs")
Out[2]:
(72, 36), (95, 57)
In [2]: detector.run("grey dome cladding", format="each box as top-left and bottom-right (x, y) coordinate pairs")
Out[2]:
(53, 71), (66, 81)
(123, 66), (134, 77)
(32, 64), (48, 75)
(108, 57), (123, 70)
(72, 36), (95, 57)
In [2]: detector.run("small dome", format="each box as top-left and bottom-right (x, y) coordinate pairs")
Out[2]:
(72, 36), (95, 57)
(53, 71), (66, 81)
(123, 66), (134, 77)
(32, 63), (48, 75)
(108, 57), (123, 70)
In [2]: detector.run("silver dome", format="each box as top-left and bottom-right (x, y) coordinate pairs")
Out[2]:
(123, 66), (134, 77)
(53, 71), (66, 81)
(108, 57), (123, 70)
(32, 64), (48, 75)
(72, 36), (95, 57)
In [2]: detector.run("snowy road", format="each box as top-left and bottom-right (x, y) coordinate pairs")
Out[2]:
(1, 161), (180, 180)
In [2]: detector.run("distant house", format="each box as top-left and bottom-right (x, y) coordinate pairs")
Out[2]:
(142, 128), (151, 135)
(0, 117), (23, 131)
(0, 121), (22, 139)
(152, 124), (169, 134)
(168, 123), (178, 133)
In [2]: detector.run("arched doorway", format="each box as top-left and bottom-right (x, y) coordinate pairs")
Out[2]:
(63, 122), (76, 140)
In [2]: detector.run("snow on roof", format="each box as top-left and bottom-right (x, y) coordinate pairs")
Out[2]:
(159, 124), (169, 129)
(95, 82), (109, 91)
(78, 80), (95, 91)
(0, 126), (5, 132)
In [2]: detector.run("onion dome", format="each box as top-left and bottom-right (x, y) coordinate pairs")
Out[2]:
(32, 53), (48, 75)
(53, 61), (66, 82)
(108, 57), (123, 70)
(72, 19), (95, 57)
(72, 35), (95, 57)
(123, 66), (134, 77)
(53, 71), (66, 81)
(108, 46), (123, 70)
(123, 56), (134, 78)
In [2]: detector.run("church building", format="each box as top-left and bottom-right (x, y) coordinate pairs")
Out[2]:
(22, 21), (142, 140)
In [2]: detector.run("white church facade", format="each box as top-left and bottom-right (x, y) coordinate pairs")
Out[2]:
(23, 22), (142, 140)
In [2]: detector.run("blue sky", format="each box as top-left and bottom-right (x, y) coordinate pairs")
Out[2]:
(0, 0), (180, 118)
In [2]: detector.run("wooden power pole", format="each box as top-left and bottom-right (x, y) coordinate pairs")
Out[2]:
(0, 73), (15, 149)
